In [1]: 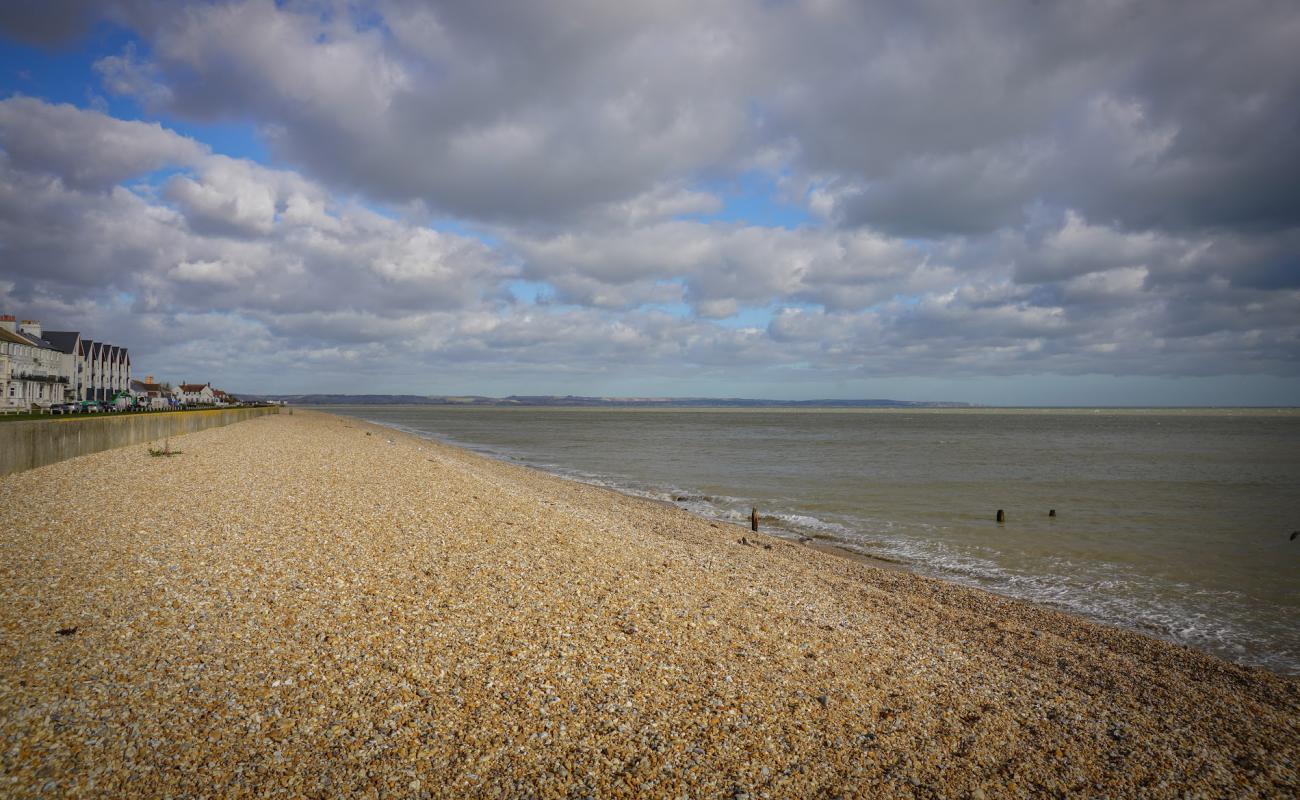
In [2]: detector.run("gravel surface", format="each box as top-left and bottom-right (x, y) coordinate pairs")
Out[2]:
(1, 411), (1296, 798)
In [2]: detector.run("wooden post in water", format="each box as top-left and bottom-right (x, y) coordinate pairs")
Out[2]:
(750, 507), (759, 532)
(1048, 509), (1057, 518)
(996, 509), (1006, 523)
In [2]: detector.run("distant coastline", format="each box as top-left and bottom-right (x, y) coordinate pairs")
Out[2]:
(234, 393), (1299, 410)
(238, 393), (974, 408)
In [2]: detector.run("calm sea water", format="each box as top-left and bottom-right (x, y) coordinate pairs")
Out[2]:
(322, 406), (1300, 674)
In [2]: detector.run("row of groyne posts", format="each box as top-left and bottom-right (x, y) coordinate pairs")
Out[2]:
(746, 505), (1298, 542)
(744, 505), (1056, 533)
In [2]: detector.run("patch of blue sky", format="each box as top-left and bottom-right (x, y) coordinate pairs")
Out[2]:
(0, 24), (269, 164)
(640, 301), (693, 319)
(507, 280), (554, 305)
(713, 306), (776, 329)
(0, 24), (134, 108)
(123, 165), (191, 196)
(889, 293), (925, 309)
(677, 170), (811, 229)
(427, 218), (503, 248)
(164, 118), (268, 164)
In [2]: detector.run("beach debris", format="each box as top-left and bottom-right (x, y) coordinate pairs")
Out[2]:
(147, 439), (180, 457)
(55, 627), (77, 636)
(817, 694), (829, 708)
(996, 509), (1006, 523)
(763, 543), (773, 550)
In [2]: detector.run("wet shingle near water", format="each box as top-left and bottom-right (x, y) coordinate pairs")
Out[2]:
(1, 411), (1296, 797)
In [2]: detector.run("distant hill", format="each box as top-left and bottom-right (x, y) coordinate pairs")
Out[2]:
(239, 393), (971, 408)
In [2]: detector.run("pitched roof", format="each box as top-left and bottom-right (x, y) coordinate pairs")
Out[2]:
(43, 331), (81, 354)
(16, 330), (48, 348)
(0, 326), (53, 349)
(0, 327), (32, 346)
(179, 383), (209, 392)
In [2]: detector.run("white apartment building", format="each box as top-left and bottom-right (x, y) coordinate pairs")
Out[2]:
(0, 314), (132, 409)
(0, 316), (70, 409)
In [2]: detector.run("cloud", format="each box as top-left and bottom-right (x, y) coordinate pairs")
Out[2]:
(0, 97), (206, 189)
(1, 4), (1298, 399)
(7, 1), (1299, 239)
(164, 156), (320, 237)
(93, 42), (173, 109)
(0, 98), (513, 340)
(510, 221), (945, 314)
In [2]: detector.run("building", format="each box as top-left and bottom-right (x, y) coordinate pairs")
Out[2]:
(130, 375), (174, 409)
(0, 314), (133, 409)
(0, 316), (70, 409)
(175, 382), (216, 406)
(72, 338), (132, 402)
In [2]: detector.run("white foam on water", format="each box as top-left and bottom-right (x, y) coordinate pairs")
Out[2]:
(341, 411), (1300, 676)
(831, 526), (1299, 674)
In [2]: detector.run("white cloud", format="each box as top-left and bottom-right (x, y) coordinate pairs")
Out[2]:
(93, 42), (173, 109)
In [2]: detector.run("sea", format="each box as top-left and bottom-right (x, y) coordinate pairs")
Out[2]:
(321, 405), (1300, 675)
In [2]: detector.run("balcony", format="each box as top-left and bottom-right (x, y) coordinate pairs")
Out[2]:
(16, 372), (70, 384)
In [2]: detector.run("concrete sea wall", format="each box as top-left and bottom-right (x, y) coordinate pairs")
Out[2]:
(0, 407), (280, 476)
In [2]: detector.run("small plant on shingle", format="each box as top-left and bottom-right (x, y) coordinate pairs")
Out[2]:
(147, 438), (182, 457)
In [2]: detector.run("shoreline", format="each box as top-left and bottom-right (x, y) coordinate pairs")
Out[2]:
(2, 410), (1296, 797)
(338, 409), (1288, 676)
(270, 413), (1300, 684)
(359, 412), (912, 573)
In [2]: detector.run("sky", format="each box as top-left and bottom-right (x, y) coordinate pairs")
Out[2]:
(0, 1), (1297, 405)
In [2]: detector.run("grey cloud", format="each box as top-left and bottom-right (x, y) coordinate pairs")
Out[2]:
(64, 0), (758, 222)
(9, 0), (1300, 240)
(768, 1), (1300, 238)
(0, 97), (207, 189)
(1, 5), (1298, 391)
(510, 221), (939, 314)
(0, 0), (111, 45)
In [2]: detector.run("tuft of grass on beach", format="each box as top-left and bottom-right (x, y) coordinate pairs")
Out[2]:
(147, 439), (181, 457)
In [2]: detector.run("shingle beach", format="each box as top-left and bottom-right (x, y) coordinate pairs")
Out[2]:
(1, 411), (1296, 798)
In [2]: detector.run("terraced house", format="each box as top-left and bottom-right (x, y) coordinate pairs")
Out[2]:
(0, 316), (70, 409)
(0, 314), (132, 409)
(74, 338), (132, 402)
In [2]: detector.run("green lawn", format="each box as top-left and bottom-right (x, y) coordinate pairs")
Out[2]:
(0, 406), (233, 423)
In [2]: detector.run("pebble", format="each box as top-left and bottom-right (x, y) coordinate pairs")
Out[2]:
(0, 411), (1295, 798)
